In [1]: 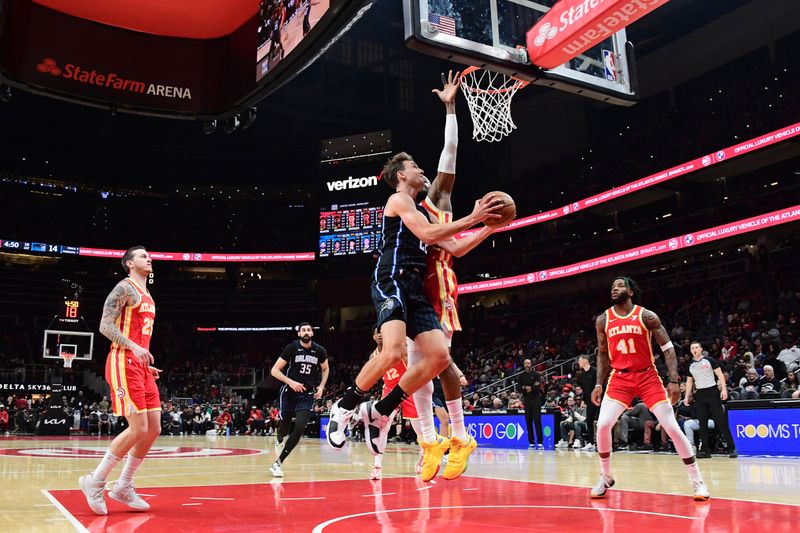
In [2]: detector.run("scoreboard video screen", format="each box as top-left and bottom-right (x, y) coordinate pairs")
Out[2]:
(319, 203), (382, 257)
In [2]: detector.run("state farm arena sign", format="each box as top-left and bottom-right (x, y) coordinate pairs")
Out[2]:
(0, 446), (263, 459)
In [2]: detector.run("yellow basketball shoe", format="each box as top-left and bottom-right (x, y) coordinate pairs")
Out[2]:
(443, 434), (477, 480)
(419, 434), (451, 482)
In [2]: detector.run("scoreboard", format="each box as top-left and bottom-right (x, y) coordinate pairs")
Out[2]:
(319, 203), (382, 257)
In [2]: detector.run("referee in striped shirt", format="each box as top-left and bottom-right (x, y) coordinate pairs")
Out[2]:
(683, 341), (737, 458)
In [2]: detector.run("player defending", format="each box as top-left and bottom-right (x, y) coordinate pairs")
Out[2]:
(80, 246), (162, 515)
(412, 70), (498, 481)
(269, 322), (329, 477)
(591, 277), (710, 500)
(326, 149), (502, 462)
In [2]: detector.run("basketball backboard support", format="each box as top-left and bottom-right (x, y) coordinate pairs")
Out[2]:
(403, 0), (637, 106)
(43, 330), (93, 362)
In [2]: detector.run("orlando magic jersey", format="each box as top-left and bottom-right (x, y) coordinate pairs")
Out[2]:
(279, 341), (327, 389)
(374, 204), (428, 281)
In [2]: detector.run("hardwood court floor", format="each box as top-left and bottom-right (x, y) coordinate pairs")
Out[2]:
(1, 434), (797, 532)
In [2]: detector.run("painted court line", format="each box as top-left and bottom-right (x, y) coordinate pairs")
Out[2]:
(280, 497), (326, 501)
(311, 505), (697, 533)
(416, 486), (434, 491)
(362, 492), (396, 497)
(189, 497), (235, 501)
(182, 503), (202, 506)
(41, 490), (89, 533)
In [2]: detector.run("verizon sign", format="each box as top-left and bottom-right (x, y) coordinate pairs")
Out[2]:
(326, 175), (379, 192)
(526, 0), (672, 69)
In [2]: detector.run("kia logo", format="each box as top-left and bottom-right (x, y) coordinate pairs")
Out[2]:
(36, 58), (61, 76)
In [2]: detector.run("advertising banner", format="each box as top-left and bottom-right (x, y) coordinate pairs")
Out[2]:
(728, 408), (800, 456)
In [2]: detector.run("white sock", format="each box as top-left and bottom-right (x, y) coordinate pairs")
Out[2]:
(117, 455), (144, 487)
(92, 450), (121, 483)
(409, 418), (423, 438)
(686, 461), (704, 484)
(408, 343), (437, 443)
(374, 453), (383, 467)
(600, 455), (612, 478)
(446, 399), (466, 441)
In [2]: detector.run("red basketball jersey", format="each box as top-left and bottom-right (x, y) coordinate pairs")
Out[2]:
(112, 278), (156, 354)
(605, 304), (654, 371)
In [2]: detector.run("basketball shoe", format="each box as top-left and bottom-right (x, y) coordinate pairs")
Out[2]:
(590, 474), (615, 498)
(108, 482), (151, 511)
(443, 434), (477, 480)
(79, 474), (107, 516)
(326, 401), (355, 449)
(361, 401), (390, 456)
(270, 460), (284, 477)
(419, 434), (451, 482)
(692, 480), (711, 501)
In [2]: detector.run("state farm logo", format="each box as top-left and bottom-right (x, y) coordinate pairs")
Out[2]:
(0, 446), (263, 459)
(34, 57), (192, 100)
(533, 22), (558, 46)
(36, 58), (61, 76)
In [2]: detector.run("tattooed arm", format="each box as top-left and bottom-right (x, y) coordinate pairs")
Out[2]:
(592, 313), (609, 406)
(99, 281), (153, 366)
(642, 308), (681, 403)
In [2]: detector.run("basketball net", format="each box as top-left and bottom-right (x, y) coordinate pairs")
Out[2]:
(61, 352), (76, 369)
(460, 66), (529, 143)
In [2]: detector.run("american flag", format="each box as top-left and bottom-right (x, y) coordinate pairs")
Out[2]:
(428, 13), (456, 36)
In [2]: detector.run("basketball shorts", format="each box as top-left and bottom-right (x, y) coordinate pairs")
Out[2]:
(425, 270), (461, 333)
(371, 268), (441, 339)
(105, 348), (161, 417)
(279, 388), (315, 420)
(605, 367), (670, 410)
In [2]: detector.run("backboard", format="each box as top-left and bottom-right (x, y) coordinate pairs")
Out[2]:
(43, 330), (94, 362)
(403, 0), (637, 106)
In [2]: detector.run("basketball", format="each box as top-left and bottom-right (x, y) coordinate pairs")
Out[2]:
(482, 191), (516, 227)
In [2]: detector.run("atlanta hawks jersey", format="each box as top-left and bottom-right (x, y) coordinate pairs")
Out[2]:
(421, 197), (461, 331)
(605, 304), (654, 371)
(112, 278), (155, 353)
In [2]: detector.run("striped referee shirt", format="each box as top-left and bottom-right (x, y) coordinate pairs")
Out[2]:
(688, 356), (720, 390)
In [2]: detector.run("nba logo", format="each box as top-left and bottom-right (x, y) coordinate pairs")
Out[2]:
(539, 271), (548, 280)
(668, 238), (678, 250)
(684, 234), (694, 245)
(526, 273), (535, 283)
(715, 150), (726, 161)
(603, 50), (617, 82)
(563, 206), (570, 215)
(701, 156), (711, 166)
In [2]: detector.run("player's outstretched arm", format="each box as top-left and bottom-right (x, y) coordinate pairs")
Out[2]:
(592, 313), (609, 406)
(387, 192), (502, 245)
(99, 281), (153, 365)
(428, 70), (461, 208)
(435, 225), (497, 258)
(643, 309), (681, 403)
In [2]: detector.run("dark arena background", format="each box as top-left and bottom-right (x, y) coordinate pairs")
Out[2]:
(0, 0), (799, 531)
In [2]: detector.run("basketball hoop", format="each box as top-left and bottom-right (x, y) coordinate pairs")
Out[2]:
(459, 66), (529, 143)
(60, 352), (76, 369)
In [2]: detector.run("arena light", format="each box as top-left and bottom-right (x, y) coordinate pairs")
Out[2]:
(202, 120), (217, 135)
(0, 84), (11, 103)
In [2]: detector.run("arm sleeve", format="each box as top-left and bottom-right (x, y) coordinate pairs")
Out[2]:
(437, 114), (458, 174)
